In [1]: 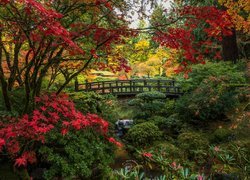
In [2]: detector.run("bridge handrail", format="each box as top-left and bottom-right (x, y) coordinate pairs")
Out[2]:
(78, 79), (176, 86)
(75, 79), (182, 96)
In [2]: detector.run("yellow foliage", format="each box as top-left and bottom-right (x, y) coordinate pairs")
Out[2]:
(135, 40), (150, 50)
(218, 0), (250, 33)
(163, 49), (179, 77)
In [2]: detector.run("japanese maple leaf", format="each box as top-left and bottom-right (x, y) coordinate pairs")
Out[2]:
(71, 120), (81, 130)
(108, 137), (123, 147)
(15, 156), (27, 167)
(61, 128), (68, 136)
(23, 151), (37, 164)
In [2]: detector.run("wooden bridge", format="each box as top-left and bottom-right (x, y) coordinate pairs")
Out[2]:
(75, 79), (183, 98)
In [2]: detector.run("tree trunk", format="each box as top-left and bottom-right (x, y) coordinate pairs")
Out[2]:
(0, 73), (12, 111)
(0, 31), (12, 111)
(222, 28), (239, 63)
(56, 56), (93, 95)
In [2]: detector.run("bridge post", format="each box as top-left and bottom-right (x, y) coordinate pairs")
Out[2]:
(172, 80), (175, 86)
(157, 80), (161, 91)
(109, 83), (112, 93)
(129, 80), (132, 93)
(176, 87), (180, 93)
(133, 80), (136, 92)
(121, 82), (124, 93)
(102, 82), (105, 94)
(166, 86), (169, 93)
(144, 80), (147, 92)
(86, 80), (90, 91)
(116, 81), (118, 93)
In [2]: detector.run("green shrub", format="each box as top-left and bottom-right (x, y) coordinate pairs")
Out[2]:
(149, 116), (168, 126)
(211, 143), (250, 178)
(176, 76), (242, 122)
(178, 132), (209, 151)
(177, 132), (209, 162)
(39, 129), (114, 179)
(163, 99), (176, 116)
(149, 142), (183, 160)
(136, 91), (166, 101)
(125, 122), (162, 147)
(163, 114), (185, 135)
(210, 128), (233, 144)
(150, 114), (184, 136)
(175, 61), (246, 92)
(175, 61), (246, 122)
(128, 91), (166, 120)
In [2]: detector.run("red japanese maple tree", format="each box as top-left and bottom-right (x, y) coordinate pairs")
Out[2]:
(153, 5), (234, 75)
(0, 93), (121, 167)
(0, 0), (133, 112)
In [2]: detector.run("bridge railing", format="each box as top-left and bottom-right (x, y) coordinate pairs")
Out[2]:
(75, 79), (182, 96)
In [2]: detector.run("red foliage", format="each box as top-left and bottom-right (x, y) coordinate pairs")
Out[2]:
(0, 0), (139, 88)
(96, 0), (113, 10)
(14, 151), (37, 167)
(0, 138), (5, 151)
(15, 156), (27, 167)
(1, 1), (81, 55)
(0, 93), (122, 167)
(94, 57), (131, 73)
(142, 152), (153, 158)
(153, 6), (234, 74)
(108, 137), (123, 147)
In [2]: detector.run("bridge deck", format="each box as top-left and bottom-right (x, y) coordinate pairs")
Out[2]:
(75, 79), (183, 97)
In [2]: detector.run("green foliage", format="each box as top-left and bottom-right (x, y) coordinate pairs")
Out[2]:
(125, 122), (162, 147)
(39, 129), (114, 179)
(0, 111), (19, 121)
(149, 114), (185, 137)
(163, 99), (176, 117)
(149, 116), (168, 126)
(210, 143), (250, 178)
(177, 132), (209, 162)
(116, 100), (135, 120)
(176, 76), (242, 122)
(210, 128), (233, 144)
(128, 91), (166, 119)
(176, 61), (246, 92)
(136, 91), (166, 101)
(164, 114), (185, 133)
(112, 166), (144, 180)
(149, 142), (183, 160)
(0, 88), (29, 115)
(70, 92), (118, 123)
(178, 132), (209, 151)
